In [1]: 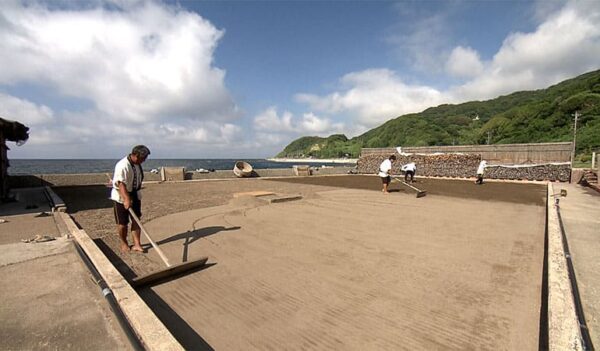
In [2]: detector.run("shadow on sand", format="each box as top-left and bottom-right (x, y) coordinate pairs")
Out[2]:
(52, 185), (113, 213)
(96, 237), (216, 350)
(139, 286), (215, 350)
(94, 238), (138, 282)
(153, 226), (241, 263)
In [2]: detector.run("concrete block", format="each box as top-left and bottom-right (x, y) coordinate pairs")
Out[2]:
(160, 167), (185, 182)
(293, 165), (311, 176)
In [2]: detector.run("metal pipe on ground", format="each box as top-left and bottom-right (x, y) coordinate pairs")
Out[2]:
(555, 199), (595, 350)
(73, 241), (145, 351)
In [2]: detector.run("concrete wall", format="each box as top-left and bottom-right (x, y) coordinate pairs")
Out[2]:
(9, 166), (354, 188)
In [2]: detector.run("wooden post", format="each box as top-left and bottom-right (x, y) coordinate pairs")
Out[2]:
(571, 112), (579, 167)
(0, 132), (7, 200)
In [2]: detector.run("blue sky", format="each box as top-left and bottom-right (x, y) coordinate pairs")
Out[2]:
(1, 0), (599, 158)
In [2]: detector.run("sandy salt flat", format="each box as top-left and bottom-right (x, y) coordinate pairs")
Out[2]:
(54, 176), (547, 350)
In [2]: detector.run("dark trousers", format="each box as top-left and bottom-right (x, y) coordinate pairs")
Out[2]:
(476, 174), (484, 184)
(405, 171), (414, 182)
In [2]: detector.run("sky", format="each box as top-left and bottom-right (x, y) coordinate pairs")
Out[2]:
(1, 0), (599, 159)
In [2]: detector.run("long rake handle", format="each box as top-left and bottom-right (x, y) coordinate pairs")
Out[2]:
(392, 176), (415, 186)
(128, 208), (172, 267)
(392, 177), (426, 194)
(401, 181), (421, 192)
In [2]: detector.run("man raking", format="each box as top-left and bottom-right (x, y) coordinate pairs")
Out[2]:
(379, 155), (396, 194)
(401, 162), (417, 183)
(111, 145), (150, 253)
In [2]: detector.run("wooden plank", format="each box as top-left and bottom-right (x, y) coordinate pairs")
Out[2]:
(260, 194), (303, 204)
(132, 257), (208, 288)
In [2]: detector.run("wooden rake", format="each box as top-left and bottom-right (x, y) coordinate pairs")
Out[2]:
(128, 209), (208, 288)
(393, 177), (427, 198)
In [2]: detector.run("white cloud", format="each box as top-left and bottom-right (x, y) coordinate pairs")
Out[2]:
(0, 93), (55, 125)
(299, 112), (343, 133)
(446, 46), (484, 78)
(251, 107), (348, 153)
(253, 107), (295, 132)
(0, 0), (243, 157)
(296, 1), (600, 137)
(3, 0), (600, 159)
(386, 11), (450, 74)
(0, 1), (238, 123)
(253, 106), (345, 135)
(154, 121), (243, 145)
(451, 1), (600, 100)
(531, 0), (568, 23)
(254, 132), (287, 146)
(296, 69), (445, 127)
(0, 97), (245, 157)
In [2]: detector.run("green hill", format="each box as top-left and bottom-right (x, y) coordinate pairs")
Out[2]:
(277, 69), (600, 162)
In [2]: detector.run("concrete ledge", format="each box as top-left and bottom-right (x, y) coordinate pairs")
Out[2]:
(55, 212), (184, 351)
(259, 194), (303, 204)
(10, 167), (355, 187)
(360, 173), (550, 185)
(233, 191), (275, 198)
(547, 183), (583, 350)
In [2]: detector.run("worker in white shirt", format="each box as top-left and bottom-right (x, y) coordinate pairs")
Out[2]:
(476, 160), (487, 184)
(378, 155), (396, 194)
(401, 162), (417, 183)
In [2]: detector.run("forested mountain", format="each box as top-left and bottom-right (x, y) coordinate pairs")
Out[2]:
(276, 69), (600, 162)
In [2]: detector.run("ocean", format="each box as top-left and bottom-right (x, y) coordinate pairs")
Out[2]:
(7, 159), (355, 175)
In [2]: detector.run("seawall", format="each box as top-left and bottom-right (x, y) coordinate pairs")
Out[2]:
(9, 166), (355, 188)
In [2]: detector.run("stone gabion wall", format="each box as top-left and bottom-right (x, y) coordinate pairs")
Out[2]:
(484, 164), (571, 182)
(361, 142), (572, 164)
(357, 153), (481, 178)
(358, 153), (572, 181)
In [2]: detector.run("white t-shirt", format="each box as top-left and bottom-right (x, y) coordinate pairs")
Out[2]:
(477, 161), (487, 175)
(401, 162), (416, 172)
(379, 159), (392, 177)
(110, 156), (143, 203)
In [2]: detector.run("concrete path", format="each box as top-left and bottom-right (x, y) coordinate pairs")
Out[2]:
(0, 188), (130, 350)
(554, 183), (600, 348)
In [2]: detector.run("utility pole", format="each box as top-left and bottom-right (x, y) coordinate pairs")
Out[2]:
(571, 111), (580, 166)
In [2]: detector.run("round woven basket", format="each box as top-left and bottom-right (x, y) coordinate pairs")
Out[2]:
(233, 161), (253, 178)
